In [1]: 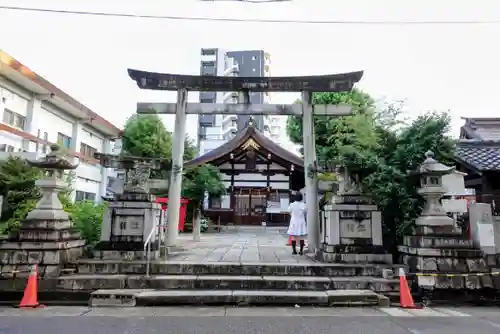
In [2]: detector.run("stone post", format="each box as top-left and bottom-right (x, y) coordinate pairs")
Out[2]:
(165, 88), (188, 247)
(301, 91), (319, 253)
(193, 209), (201, 242)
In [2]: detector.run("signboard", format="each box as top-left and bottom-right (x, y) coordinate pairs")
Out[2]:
(128, 69), (363, 92)
(340, 220), (372, 239)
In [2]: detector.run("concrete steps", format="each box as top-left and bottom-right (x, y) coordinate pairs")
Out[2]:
(59, 260), (403, 307)
(57, 274), (400, 292)
(90, 289), (390, 307)
(75, 260), (403, 277)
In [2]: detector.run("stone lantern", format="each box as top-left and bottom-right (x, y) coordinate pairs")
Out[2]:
(0, 144), (85, 277)
(24, 144), (79, 223)
(399, 151), (489, 292)
(414, 150), (456, 231)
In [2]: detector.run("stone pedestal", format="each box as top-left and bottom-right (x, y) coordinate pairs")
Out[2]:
(399, 151), (493, 290)
(94, 193), (162, 260)
(93, 156), (163, 260)
(0, 145), (85, 278)
(318, 192), (391, 264)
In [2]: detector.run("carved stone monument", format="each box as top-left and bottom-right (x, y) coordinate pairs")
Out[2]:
(0, 145), (85, 277)
(318, 167), (390, 264)
(398, 151), (491, 290)
(93, 154), (164, 260)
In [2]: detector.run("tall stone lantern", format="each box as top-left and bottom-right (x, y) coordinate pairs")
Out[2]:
(398, 151), (488, 292)
(0, 145), (85, 278)
(414, 150), (456, 233)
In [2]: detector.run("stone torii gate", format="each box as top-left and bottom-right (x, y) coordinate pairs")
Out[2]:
(127, 70), (363, 253)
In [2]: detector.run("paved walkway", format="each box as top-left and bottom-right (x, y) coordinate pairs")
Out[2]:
(3, 306), (500, 334)
(168, 227), (313, 264)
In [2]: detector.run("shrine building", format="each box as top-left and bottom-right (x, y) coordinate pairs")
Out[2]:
(185, 119), (304, 226)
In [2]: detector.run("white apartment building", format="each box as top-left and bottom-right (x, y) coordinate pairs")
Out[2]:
(0, 50), (122, 202)
(198, 48), (285, 155)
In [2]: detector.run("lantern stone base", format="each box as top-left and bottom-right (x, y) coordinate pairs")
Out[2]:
(398, 235), (494, 290)
(0, 239), (85, 278)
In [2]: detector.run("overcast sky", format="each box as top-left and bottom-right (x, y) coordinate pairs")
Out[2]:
(1, 0), (500, 145)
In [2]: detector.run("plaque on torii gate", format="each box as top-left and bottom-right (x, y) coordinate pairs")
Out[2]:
(127, 69), (363, 253)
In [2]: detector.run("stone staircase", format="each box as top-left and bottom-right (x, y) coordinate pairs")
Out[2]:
(56, 260), (402, 307)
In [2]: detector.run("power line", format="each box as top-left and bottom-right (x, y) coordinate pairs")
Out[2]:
(1, 5), (500, 25)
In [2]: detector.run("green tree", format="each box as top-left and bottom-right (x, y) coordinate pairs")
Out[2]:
(122, 114), (172, 158)
(286, 88), (377, 159)
(286, 90), (455, 257)
(0, 157), (41, 234)
(122, 114), (197, 161)
(182, 164), (226, 233)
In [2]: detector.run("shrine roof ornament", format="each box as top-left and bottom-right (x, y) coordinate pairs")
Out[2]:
(185, 120), (303, 168)
(241, 138), (260, 150)
(127, 70), (363, 92)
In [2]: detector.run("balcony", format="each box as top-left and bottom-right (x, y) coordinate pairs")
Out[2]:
(222, 92), (238, 103)
(222, 114), (237, 125)
(221, 123), (237, 136)
(223, 64), (239, 77)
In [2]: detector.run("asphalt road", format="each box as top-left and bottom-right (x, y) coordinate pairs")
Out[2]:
(2, 306), (500, 334)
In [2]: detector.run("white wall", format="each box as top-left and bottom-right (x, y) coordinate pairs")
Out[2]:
(0, 78), (117, 202)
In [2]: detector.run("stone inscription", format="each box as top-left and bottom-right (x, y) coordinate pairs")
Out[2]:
(340, 219), (372, 239)
(339, 211), (371, 220)
(433, 238), (472, 248)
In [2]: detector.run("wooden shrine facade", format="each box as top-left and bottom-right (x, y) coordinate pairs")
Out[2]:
(185, 120), (305, 226)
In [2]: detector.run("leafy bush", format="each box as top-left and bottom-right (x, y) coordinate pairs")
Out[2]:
(68, 200), (106, 245)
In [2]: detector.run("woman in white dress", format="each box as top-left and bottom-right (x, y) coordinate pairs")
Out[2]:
(286, 192), (307, 255)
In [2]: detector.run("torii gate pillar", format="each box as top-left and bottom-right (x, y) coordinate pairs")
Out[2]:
(165, 88), (188, 248)
(301, 91), (320, 253)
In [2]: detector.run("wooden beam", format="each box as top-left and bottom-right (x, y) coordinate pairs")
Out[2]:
(137, 102), (353, 116)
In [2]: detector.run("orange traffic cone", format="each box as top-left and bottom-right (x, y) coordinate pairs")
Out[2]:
(398, 268), (421, 309)
(17, 264), (44, 308)
(287, 236), (292, 245)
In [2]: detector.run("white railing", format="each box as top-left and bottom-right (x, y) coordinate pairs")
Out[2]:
(144, 224), (157, 277)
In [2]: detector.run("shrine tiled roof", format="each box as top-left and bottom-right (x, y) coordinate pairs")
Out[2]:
(455, 140), (500, 172)
(185, 121), (303, 168)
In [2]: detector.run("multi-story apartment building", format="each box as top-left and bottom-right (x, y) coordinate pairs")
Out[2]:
(197, 48), (284, 154)
(0, 50), (122, 202)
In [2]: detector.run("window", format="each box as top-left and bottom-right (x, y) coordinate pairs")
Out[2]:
(210, 197), (221, 209)
(201, 48), (216, 56)
(75, 191), (96, 202)
(36, 129), (41, 152)
(269, 192), (280, 202)
(3, 109), (25, 129)
(43, 132), (48, 153)
(80, 143), (97, 159)
(252, 56), (257, 60)
(57, 133), (72, 149)
(0, 144), (15, 152)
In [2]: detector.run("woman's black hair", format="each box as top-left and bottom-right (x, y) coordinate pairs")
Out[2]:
(293, 192), (303, 202)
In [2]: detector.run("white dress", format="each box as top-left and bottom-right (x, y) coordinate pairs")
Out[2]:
(286, 201), (307, 236)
